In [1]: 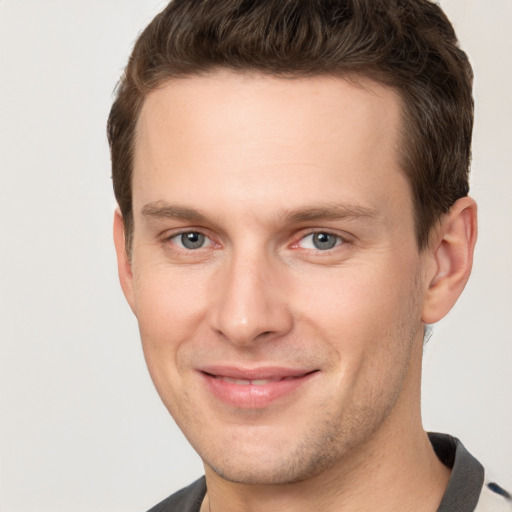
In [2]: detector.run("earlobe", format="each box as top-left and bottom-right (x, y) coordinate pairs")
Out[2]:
(421, 197), (478, 324)
(113, 209), (137, 314)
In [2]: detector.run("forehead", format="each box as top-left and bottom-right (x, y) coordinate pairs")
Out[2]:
(135, 71), (402, 159)
(132, 71), (409, 226)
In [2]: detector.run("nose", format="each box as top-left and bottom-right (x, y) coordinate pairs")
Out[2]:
(208, 249), (294, 346)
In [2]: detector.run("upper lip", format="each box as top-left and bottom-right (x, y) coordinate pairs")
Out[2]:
(199, 366), (318, 380)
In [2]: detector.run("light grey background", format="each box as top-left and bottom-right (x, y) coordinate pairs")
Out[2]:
(0, 1), (510, 511)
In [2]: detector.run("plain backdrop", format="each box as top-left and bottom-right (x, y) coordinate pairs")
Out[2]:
(0, 1), (511, 511)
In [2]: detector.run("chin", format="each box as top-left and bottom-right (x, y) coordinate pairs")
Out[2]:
(202, 436), (343, 486)
(207, 461), (319, 486)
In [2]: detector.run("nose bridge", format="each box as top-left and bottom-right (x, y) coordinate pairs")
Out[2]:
(209, 242), (292, 345)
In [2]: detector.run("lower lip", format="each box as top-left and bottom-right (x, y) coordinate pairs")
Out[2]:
(200, 372), (317, 409)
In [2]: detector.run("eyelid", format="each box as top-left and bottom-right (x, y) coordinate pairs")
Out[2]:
(160, 227), (350, 252)
(164, 228), (218, 250)
(291, 229), (348, 251)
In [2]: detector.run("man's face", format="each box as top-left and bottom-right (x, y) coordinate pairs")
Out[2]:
(118, 71), (432, 484)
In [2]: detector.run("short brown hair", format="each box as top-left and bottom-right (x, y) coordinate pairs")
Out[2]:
(107, 0), (473, 251)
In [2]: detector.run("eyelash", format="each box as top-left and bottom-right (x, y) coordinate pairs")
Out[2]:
(166, 231), (216, 251)
(294, 231), (346, 251)
(164, 229), (347, 253)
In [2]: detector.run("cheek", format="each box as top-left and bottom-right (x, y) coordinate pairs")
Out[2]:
(303, 265), (423, 424)
(299, 263), (411, 329)
(295, 256), (423, 365)
(132, 272), (207, 417)
(131, 265), (211, 379)
(134, 262), (208, 331)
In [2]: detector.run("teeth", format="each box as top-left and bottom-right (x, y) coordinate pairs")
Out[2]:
(219, 376), (298, 385)
(222, 377), (250, 385)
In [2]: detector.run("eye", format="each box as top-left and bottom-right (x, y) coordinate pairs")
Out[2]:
(170, 231), (212, 250)
(298, 232), (343, 251)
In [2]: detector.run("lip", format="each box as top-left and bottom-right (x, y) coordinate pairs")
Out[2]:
(198, 366), (319, 409)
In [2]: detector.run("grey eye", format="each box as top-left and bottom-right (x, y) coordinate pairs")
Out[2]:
(180, 232), (206, 249)
(298, 232), (343, 250)
(312, 232), (339, 250)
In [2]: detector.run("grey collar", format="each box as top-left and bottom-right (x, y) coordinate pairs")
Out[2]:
(429, 432), (484, 512)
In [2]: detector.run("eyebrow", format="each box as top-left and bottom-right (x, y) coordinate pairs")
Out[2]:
(141, 201), (379, 225)
(283, 204), (379, 224)
(141, 202), (209, 223)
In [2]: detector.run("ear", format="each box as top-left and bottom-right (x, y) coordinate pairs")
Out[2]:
(113, 209), (136, 314)
(421, 197), (478, 324)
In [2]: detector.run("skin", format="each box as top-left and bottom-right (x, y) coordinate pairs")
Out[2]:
(114, 71), (477, 511)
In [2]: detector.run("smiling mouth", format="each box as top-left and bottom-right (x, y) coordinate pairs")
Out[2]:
(206, 373), (315, 386)
(199, 368), (319, 408)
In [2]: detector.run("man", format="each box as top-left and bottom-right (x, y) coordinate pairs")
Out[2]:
(108, 1), (511, 511)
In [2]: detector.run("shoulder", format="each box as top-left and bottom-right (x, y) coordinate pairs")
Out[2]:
(145, 476), (207, 512)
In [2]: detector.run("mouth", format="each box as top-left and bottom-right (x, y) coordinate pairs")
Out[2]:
(211, 375), (306, 386)
(198, 366), (319, 408)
